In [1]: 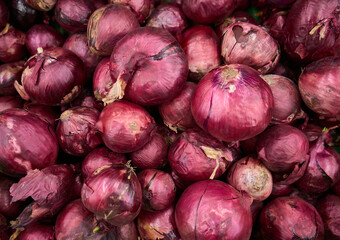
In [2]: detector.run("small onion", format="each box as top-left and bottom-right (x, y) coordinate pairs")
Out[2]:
(25, 0), (56, 11)
(109, 0), (151, 23)
(0, 96), (23, 112)
(0, 25), (26, 63)
(0, 0), (9, 29)
(23, 102), (58, 128)
(0, 61), (25, 96)
(18, 223), (54, 240)
(0, 176), (23, 219)
(9, 0), (42, 31)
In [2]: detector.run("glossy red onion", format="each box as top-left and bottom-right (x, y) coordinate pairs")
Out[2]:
(0, 109), (58, 176)
(0, 96), (23, 112)
(191, 64), (274, 142)
(82, 147), (127, 180)
(182, 0), (235, 24)
(180, 25), (221, 81)
(0, 61), (24, 96)
(175, 180), (253, 239)
(109, 0), (151, 23)
(108, 27), (188, 106)
(0, 0), (9, 29)
(18, 223), (54, 240)
(0, 25), (26, 63)
(87, 4), (139, 56)
(81, 164), (142, 226)
(259, 197), (324, 240)
(0, 177), (23, 219)
(23, 102), (58, 128)
(25, 0), (56, 11)
(16, 47), (86, 106)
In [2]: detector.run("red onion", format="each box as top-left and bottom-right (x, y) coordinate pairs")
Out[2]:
(0, 61), (24, 96)
(0, 25), (26, 63)
(25, 24), (63, 55)
(299, 56), (340, 118)
(0, 214), (8, 240)
(17, 223), (54, 240)
(0, 0), (9, 29)
(182, 0), (235, 24)
(146, 3), (188, 41)
(93, 58), (111, 103)
(70, 89), (104, 112)
(0, 96), (23, 112)
(169, 128), (240, 182)
(23, 102), (58, 128)
(158, 82), (197, 132)
(82, 147), (127, 180)
(299, 123), (327, 143)
(251, 201), (264, 222)
(113, 221), (139, 240)
(138, 205), (180, 239)
(316, 194), (340, 240)
(227, 155), (273, 201)
(180, 25), (221, 82)
(170, 169), (191, 191)
(108, 27), (188, 106)
(0, 177), (23, 219)
(221, 22), (280, 74)
(235, 0), (250, 9)
(81, 164), (142, 226)
(25, 0), (56, 11)
(332, 178), (340, 196)
(138, 169), (176, 212)
(87, 4), (139, 56)
(270, 183), (294, 198)
(95, 100), (156, 153)
(0, 109), (58, 176)
(262, 10), (288, 46)
(130, 131), (168, 170)
(109, 0), (151, 23)
(57, 106), (102, 156)
(240, 135), (259, 154)
(15, 47), (86, 106)
(259, 197), (324, 240)
(191, 64), (274, 142)
(175, 180), (253, 239)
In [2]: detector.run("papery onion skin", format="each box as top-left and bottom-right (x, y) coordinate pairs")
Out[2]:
(262, 10), (288, 46)
(191, 64), (274, 142)
(93, 57), (112, 102)
(0, 96), (23, 112)
(259, 197), (324, 240)
(180, 25), (221, 82)
(109, 27), (188, 106)
(87, 4), (139, 56)
(221, 22), (280, 74)
(0, 0), (9, 29)
(109, 0), (151, 23)
(25, 0), (56, 11)
(298, 56), (340, 118)
(0, 176), (23, 219)
(23, 102), (58, 129)
(0, 61), (24, 96)
(0, 109), (58, 176)
(138, 169), (176, 212)
(18, 222), (54, 240)
(175, 180), (253, 240)
(81, 164), (142, 226)
(0, 25), (26, 63)
(82, 147), (127, 180)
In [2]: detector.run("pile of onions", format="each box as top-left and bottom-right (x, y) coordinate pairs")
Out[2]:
(0, 96), (23, 112)
(0, 25), (26, 63)
(0, 61), (25, 96)
(109, 0), (151, 23)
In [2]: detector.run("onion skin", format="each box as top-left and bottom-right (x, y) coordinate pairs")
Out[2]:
(0, 109), (58, 176)
(8, 0), (42, 31)
(262, 10), (288, 46)
(270, 183), (294, 198)
(87, 4), (139, 56)
(18, 223), (54, 240)
(109, 0), (151, 23)
(175, 180), (253, 240)
(70, 89), (104, 111)
(0, 25), (26, 63)
(182, 0), (235, 24)
(259, 197), (324, 240)
(0, 61), (24, 96)
(191, 64), (274, 142)
(109, 27), (188, 106)
(25, 0), (56, 11)
(23, 102), (58, 129)
(0, 96), (23, 112)
(17, 47), (86, 106)
(221, 22), (280, 74)
(0, 177), (23, 219)
(0, 0), (9, 29)
(82, 147), (127, 180)
(299, 56), (340, 118)
(180, 25), (221, 82)
(138, 169), (176, 212)
(93, 57), (111, 102)
(81, 164), (142, 226)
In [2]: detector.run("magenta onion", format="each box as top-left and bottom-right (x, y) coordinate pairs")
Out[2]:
(182, 0), (235, 24)
(8, 0), (42, 31)
(87, 4), (139, 56)
(96, 100), (155, 153)
(0, 25), (26, 63)
(138, 205), (180, 240)
(222, 22), (280, 74)
(169, 128), (240, 182)
(259, 197), (324, 240)
(70, 89), (104, 111)
(240, 135), (259, 154)
(25, 24), (63, 55)
(15, 47), (86, 106)
(175, 180), (253, 239)
(299, 123), (331, 143)
(17, 223), (54, 240)
(138, 169), (176, 211)
(81, 164), (142, 226)
(109, 0), (151, 23)
(0, 177), (23, 219)
(0, 0), (9, 29)
(158, 82), (197, 132)
(108, 27), (188, 106)
(93, 58), (111, 102)
(0, 61), (24, 96)
(57, 106), (102, 156)
(113, 221), (139, 240)
(262, 10), (288, 46)
(180, 25), (221, 81)
(0, 109), (58, 176)
(251, 201), (264, 222)
(23, 102), (58, 128)
(191, 64), (274, 142)
(227, 155), (273, 201)
(170, 169), (191, 191)
(0, 96), (23, 112)
(82, 147), (127, 180)
(332, 178), (340, 196)
(25, 0), (56, 11)
(270, 183), (294, 198)
(299, 56), (340, 118)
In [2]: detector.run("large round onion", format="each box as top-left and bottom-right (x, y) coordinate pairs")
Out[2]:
(0, 176), (23, 219)
(0, 61), (25, 96)
(0, 96), (23, 112)
(95, 100), (155, 153)
(81, 164), (142, 226)
(8, 0), (42, 31)
(15, 47), (86, 106)
(0, 0), (9, 29)
(175, 180), (253, 239)
(17, 222), (54, 240)
(0, 25), (26, 63)
(259, 197), (324, 240)
(108, 27), (188, 106)
(109, 0), (151, 23)
(191, 64), (274, 142)
(0, 109), (58, 176)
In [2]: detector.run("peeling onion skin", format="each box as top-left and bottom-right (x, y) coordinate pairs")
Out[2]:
(0, 109), (58, 176)
(18, 222), (54, 240)
(25, 0), (56, 11)
(0, 61), (24, 96)
(0, 25), (26, 63)
(0, 96), (23, 112)
(0, 0), (9, 29)
(109, 0), (151, 24)
(191, 64), (274, 142)
(87, 4), (139, 56)
(299, 56), (340, 118)
(175, 180), (253, 240)
(93, 57), (113, 102)
(259, 197), (324, 240)
(0, 176), (23, 219)
(222, 22), (280, 74)
(109, 27), (188, 106)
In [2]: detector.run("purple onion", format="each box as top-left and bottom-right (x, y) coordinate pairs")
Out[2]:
(0, 25), (26, 63)
(0, 0), (9, 29)
(9, 0), (43, 31)
(109, 0), (151, 23)
(23, 102), (58, 128)
(262, 10), (288, 46)
(0, 176), (23, 219)
(93, 57), (111, 102)
(0, 61), (24, 96)
(270, 183), (294, 198)
(25, 0), (57, 11)
(240, 135), (259, 154)
(18, 222), (54, 240)
(70, 89), (104, 111)
(0, 96), (23, 112)
(0, 213), (8, 240)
